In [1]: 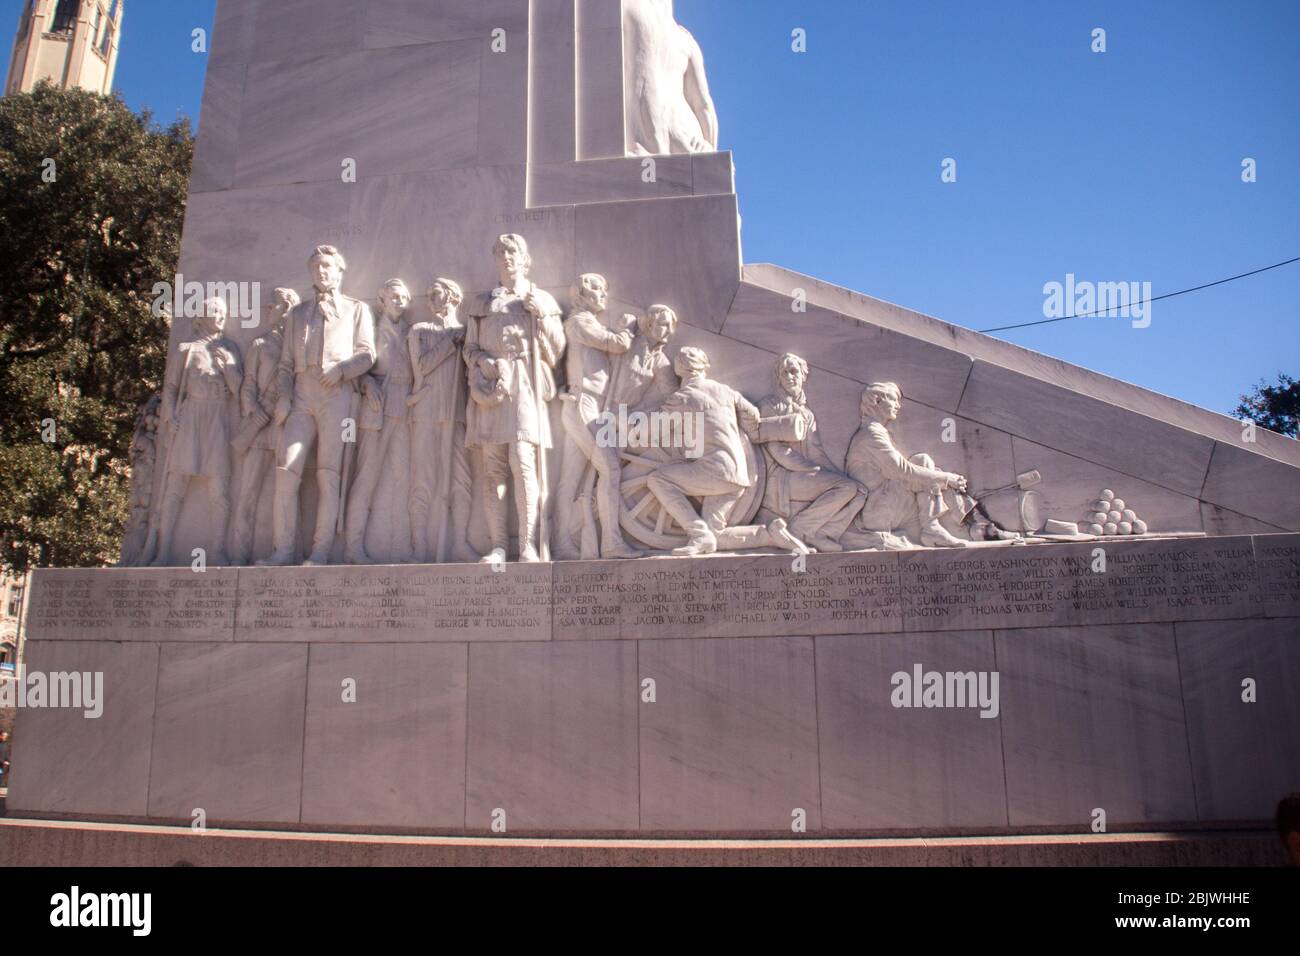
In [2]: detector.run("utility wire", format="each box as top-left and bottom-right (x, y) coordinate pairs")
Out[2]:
(978, 255), (1300, 334)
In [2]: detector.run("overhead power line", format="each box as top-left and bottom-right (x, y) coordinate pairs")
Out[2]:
(977, 255), (1300, 334)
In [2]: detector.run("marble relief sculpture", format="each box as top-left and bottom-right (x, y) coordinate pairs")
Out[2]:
(408, 279), (474, 564)
(143, 298), (242, 567)
(464, 235), (566, 564)
(127, 237), (1079, 567)
(610, 305), (681, 416)
(623, 0), (719, 155)
(260, 246), (376, 567)
(841, 382), (978, 550)
(556, 274), (642, 561)
(757, 353), (864, 553)
(642, 346), (809, 556)
(119, 393), (162, 568)
(230, 287), (299, 565)
(345, 279), (415, 565)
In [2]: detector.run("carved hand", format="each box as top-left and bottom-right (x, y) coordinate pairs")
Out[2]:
(946, 473), (968, 493)
(320, 365), (345, 388)
(523, 289), (543, 316)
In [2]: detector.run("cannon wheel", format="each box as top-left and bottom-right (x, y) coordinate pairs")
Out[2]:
(618, 437), (767, 551)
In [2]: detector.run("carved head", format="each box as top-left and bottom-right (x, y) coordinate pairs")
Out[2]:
(640, 304), (678, 345)
(493, 234), (531, 285)
(572, 273), (609, 313)
(270, 288), (300, 329)
(675, 345), (710, 379)
(193, 297), (227, 338)
(428, 278), (464, 314)
(309, 245), (346, 293)
(861, 382), (902, 423)
(378, 279), (412, 321)
(776, 353), (809, 398)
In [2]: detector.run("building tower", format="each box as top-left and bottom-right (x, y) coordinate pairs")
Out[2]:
(5, 0), (122, 97)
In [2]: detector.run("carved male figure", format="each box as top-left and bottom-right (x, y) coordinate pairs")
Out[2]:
(146, 297), (242, 567)
(260, 245), (376, 567)
(345, 279), (415, 565)
(758, 353), (863, 552)
(464, 235), (566, 564)
(555, 273), (641, 561)
(408, 278), (474, 564)
(843, 382), (972, 549)
(612, 304), (681, 414)
(230, 287), (300, 565)
(623, 0), (719, 154)
(644, 346), (807, 556)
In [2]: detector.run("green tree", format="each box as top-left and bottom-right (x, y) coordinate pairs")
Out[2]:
(0, 83), (192, 573)
(1234, 373), (1299, 439)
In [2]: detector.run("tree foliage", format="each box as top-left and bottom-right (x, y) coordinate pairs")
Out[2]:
(0, 83), (192, 573)
(1234, 373), (1299, 439)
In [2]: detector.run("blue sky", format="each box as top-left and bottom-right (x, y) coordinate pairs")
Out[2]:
(7, 0), (1296, 417)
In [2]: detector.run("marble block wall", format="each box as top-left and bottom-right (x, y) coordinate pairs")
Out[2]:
(9, 535), (1299, 834)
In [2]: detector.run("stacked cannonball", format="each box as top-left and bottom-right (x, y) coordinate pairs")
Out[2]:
(1084, 489), (1148, 537)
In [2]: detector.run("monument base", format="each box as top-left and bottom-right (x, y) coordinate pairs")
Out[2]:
(8, 533), (1298, 836)
(0, 818), (1283, 868)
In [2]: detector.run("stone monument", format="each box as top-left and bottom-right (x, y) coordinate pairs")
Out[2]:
(7, 0), (1298, 844)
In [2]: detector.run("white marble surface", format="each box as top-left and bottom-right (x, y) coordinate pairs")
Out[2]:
(249, 0), (366, 64)
(529, 0), (577, 167)
(639, 636), (821, 831)
(7, 641), (160, 818)
(815, 630), (1008, 829)
(1176, 618), (1300, 821)
(721, 282), (973, 413)
(997, 623), (1197, 827)
(189, 62), (244, 194)
(958, 360), (1216, 499)
(465, 641), (640, 831)
(235, 42), (481, 189)
(147, 642), (309, 824)
(575, 193), (741, 333)
(1201, 440), (1300, 532)
(300, 643), (468, 827)
(364, 0), (529, 49)
(1009, 437), (1203, 536)
(530, 155), (695, 207)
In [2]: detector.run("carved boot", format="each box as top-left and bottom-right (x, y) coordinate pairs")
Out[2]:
(480, 481), (510, 565)
(409, 510), (431, 564)
(257, 468), (300, 566)
(344, 505), (372, 565)
(673, 520), (717, 557)
(515, 459), (541, 563)
(304, 469), (340, 566)
(449, 485), (477, 564)
(920, 518), (968, 548)
(598, 476), (641, 560)
(806, 534), (842, 553)
(769, 518), (812, 555)
(793, 515), (843, 552)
